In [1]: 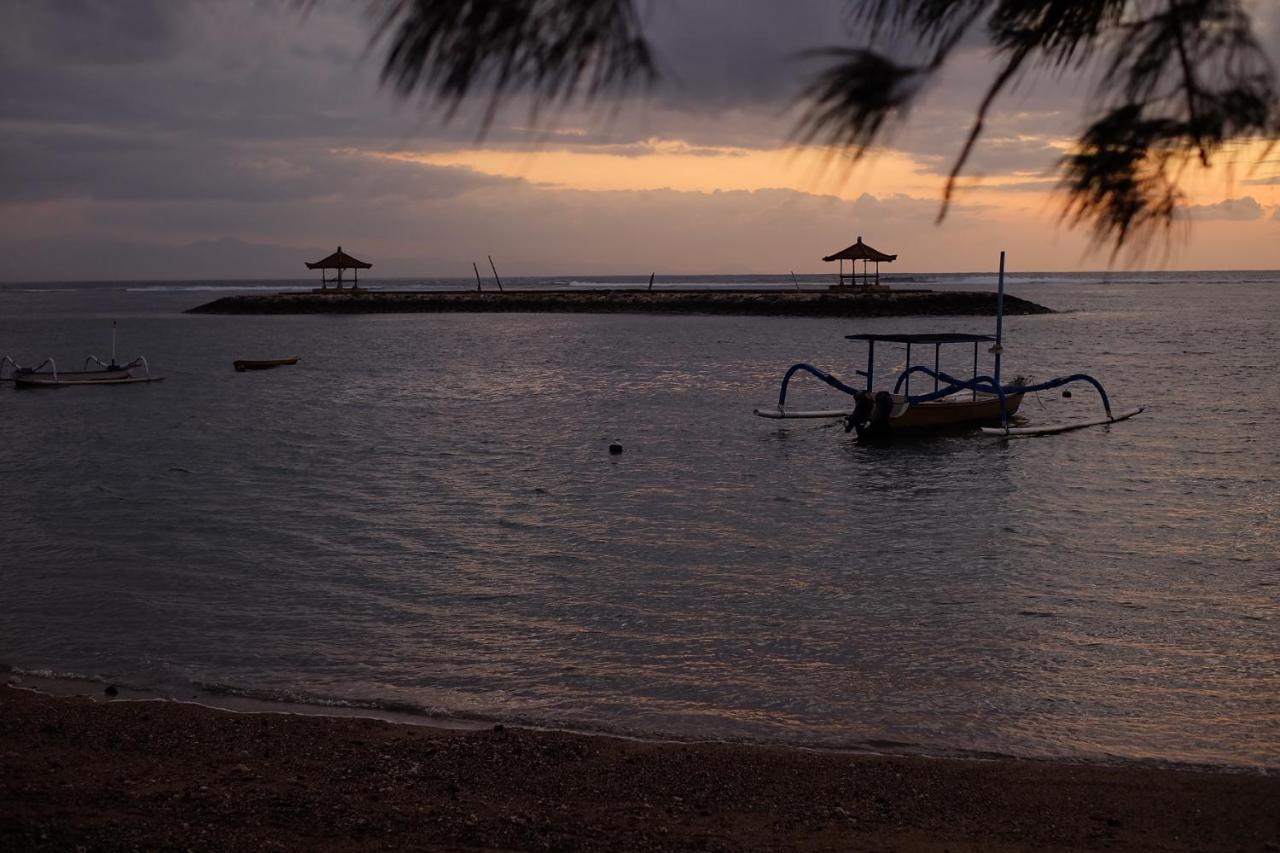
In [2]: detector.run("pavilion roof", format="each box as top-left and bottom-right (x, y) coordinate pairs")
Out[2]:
(305, 246), (372, 270)
(822, 237), (897, 263)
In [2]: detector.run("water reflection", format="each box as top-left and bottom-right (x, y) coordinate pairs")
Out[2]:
(1, 280), (1277, 768)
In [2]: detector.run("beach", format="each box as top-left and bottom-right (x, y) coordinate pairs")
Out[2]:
(186, 288), (1052, 316)
(4, 684), (1277, 852)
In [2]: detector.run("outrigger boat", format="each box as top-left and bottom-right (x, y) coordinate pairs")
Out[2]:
(1, 322), (163, 388)
(233, 356), (299, 372)
(3, 355), (162, 388)
(754, 252), (1142, 439)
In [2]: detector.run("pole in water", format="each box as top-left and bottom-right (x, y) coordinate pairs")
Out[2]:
(790, 271), (801, 292)
(995, 250), (1008, 428)
(473, 262), (483, 292)
(648, 272), (655, 292)
(111, 320), (118, 368)
(488, 255), (503, 292)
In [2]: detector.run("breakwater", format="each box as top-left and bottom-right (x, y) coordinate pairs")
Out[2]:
(187, 288), (1052, 317)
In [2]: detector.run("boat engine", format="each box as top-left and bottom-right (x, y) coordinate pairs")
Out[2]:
(843, 391), (896, 439)
(843, 392), (873, 434)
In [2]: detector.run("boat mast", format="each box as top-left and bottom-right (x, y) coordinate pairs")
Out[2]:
(994, 251), (1007, 428)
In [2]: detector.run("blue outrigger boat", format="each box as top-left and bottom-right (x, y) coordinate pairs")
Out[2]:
(754, 252), (1143, 439)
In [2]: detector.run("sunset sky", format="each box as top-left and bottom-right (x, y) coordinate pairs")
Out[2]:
(2, 0), (1278, 280)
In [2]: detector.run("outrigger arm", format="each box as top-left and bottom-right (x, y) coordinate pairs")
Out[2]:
(754, 361), (1135, 429)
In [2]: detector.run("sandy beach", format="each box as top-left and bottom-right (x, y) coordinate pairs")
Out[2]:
(186, 288), (1052, 317)
(3, 685), (1275, 852)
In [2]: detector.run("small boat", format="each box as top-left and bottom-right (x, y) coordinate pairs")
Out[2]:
(754, 252), (1141, 439)
(233, 356), (300, 372)
(6, 358), (163, 388)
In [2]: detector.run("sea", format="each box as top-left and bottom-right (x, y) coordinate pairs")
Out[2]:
(2, 270), (1277, 772)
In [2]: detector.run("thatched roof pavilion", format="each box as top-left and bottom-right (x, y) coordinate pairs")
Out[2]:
(306, 246), (372, 290)
(822, 236), (897, 289)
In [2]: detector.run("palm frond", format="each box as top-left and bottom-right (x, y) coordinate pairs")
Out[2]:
(371, 0), (655, 134)
(802, 0), (1279, 255)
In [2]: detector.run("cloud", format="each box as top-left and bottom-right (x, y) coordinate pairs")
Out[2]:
(1, 0), (1276, 279)
(0, 123), (510, 204)
(2, 0), (185, 67)
(1185, 196), (1264, 221)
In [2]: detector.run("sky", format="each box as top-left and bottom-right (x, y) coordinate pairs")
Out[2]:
(2, 0), (1278, 281)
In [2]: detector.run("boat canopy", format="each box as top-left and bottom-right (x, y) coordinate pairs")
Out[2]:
(845, 333), (994, 344)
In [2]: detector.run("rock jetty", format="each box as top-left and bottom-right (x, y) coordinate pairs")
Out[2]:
(188, 288), (1052, 317)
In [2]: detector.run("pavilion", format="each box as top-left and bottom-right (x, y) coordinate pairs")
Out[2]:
(822, 236), (897, 289)
(306, 246), (372, 290)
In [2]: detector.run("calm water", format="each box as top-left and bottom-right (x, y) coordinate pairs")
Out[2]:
(2, 271), (1277, 770)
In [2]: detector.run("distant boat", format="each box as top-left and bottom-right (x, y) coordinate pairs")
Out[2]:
(233, 356), (300, 372)
(12, 369), (164, 388)
(5, 355), (163, 387)
(3, 322), (163, 388)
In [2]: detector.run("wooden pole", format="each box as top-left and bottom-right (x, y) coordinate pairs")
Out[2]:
(488, 255), (503, 292)
(995, 250), (1007, 427)
(648, 272), (655, 291)
(790, 271), (800, 292)
(473, 262), (483, 292)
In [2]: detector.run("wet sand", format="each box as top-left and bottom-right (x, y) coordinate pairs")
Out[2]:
(187, 288), (1052, 317)
(3, 685), (1275, 852)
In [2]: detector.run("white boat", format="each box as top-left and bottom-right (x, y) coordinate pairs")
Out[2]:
(3, 323), (163, 388)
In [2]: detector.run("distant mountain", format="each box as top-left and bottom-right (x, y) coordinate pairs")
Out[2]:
(0, 236), (418, 282)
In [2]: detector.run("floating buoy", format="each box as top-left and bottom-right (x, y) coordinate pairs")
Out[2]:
(104, 684), (118, 697)
(1062, 389), (1073, 398)
(609, 442), (623, 455)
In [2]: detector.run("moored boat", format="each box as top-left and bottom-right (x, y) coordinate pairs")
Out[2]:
(753, 332), (1028, 437)
(754, 252), (1141, 439)
(3, 323), (163, 388)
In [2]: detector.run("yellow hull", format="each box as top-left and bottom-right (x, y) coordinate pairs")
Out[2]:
(889, 392), (1023, 430)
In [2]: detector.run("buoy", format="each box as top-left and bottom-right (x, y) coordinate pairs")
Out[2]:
(104, 684), (118, 697)
(1062, 390), (1073, 398)
(609, 442), (623, 455)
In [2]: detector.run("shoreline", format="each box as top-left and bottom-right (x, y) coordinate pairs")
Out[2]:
(186, 288), (1054, 317)
(6, 669), (1265, 777)
(4, 685), (1276, 851)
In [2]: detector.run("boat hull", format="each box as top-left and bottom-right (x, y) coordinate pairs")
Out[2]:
(888, 392), (1023, 430)
(10, 367), (143, 388)
(233, 357), (299, 371)
(13, 375), (163, 388)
